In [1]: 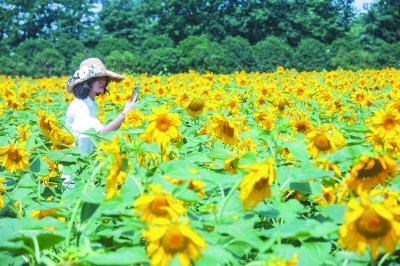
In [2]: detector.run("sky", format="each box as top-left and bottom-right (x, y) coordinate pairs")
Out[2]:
(353, 0), (373, 12)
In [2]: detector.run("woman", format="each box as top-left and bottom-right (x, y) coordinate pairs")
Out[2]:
(65, 58), (137, 155)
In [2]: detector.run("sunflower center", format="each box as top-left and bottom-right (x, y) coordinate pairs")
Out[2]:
(9, 148), (22, 161)
(356, 207), (391, 238)
(296, 123), (307, 133)
(278, 101), (288, 111)
(150, 196), (168, 215)
(356, 93), (364, 101)
(188, 99), (204, 112)
(161, 225), (187, 253)
(254, 177), (269, 191)
(383, 117), (395, 130)
(257, 99), (266, 105)
(222, 121), (235, 137)
(357, 159), (383, 179)
(228, 101), (236, 108)
(156, 116), (171, 132)
(314, 134), (332, 151)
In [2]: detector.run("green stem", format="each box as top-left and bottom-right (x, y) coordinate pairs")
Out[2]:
(36, 136), (50, 151)
(30, 234), (41, 265)
(65, 163), (102, 248)
(216, 178), (241, 224)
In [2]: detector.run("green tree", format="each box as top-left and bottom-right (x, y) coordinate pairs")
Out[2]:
(177, 35), (211, 72)
(15, 39), (53, 62)
(105, 50), (144, 74)
(98, 0), (154, 49)
(361, 0), (400, 47)
(251, 36), (293, 72)
(30, 48), (66, 77)
(0, 0), (97, 47)
(94, 37), (135, 58)
(202, 42), (229, 74)
(220, 35), (254, 73)
(142, 47), (182, 75)
(292, 38), (330, 71)
(377, 42), (400, 69)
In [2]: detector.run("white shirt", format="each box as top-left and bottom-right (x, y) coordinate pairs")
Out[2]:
(65, 97), (104, 155)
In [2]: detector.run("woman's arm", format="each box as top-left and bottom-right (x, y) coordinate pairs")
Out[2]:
(98, 98), (138, 134)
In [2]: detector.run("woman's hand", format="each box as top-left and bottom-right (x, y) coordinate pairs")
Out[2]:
(122, 94), (139, 114)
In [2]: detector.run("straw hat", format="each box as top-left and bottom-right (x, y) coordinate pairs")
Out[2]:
(65, 58), (125, 93)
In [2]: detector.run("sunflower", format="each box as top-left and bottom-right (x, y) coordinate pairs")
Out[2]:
(31, 197), (66, 222)
(338, 193), (400, 260)
(346, 153), (398, 192)
(125, 110), (144, 128)
(143, 219), (207, 266)
(350, 89), (370, 107)
(369, 107), (400, 139)
(224, 95), (241, 115)
(238, 158), (276, 210)
(0, 140), (30, 173)
(164, 176), (206, 199)
(335, 182), (350, 205)
(133, 184), (187, 223)
(145, 106), (182, 147)
(185, 98), (205, 117)
(210, 113), (240, 146)
(265, 252), (298, 266)
(37, 110), (62, 140)
(313, 158), (341, 177)
(312, 185), (336, 207)
(0, 177), (5, 209)
(305, 125), (337, 158)
(254, 110), (275, 130)
(16, 124), (31, 141)
(289, 112), (314, 135)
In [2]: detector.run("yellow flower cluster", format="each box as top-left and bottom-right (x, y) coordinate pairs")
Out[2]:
(134, 184), (207, 266)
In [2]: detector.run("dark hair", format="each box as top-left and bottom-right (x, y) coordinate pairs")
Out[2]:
(72, 77), (110, 99)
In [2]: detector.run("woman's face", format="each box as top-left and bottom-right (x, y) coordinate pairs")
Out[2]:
(91, 77), (107, 94)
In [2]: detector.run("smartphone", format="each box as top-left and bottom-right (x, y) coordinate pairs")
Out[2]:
(131, 86), (140, 102)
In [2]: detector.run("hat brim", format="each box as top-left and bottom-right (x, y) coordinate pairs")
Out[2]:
(66, 70), (125, 93)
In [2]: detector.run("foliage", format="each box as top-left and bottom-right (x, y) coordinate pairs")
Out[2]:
(1, 0), (400, 75)
(143, 47), (182, 75)
(292, 38), (330, 71)
(376, 42), (400, 69)
(1, 69), (400, 265)
(251, 36), (294, 72)
(94, 38), (135, 59)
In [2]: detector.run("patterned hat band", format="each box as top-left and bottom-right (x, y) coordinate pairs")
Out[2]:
(65, 58), (125, 93)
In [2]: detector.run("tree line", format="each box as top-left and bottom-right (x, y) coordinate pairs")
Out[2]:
(1, 0), (399, 77)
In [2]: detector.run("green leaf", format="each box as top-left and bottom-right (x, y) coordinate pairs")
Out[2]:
(237, 127), (265, 138)
(342, 124), (371, 133)
(297, 242), (333, 265)
(81, 202), (101, 223)
(30, 156), (49, 176)
(281, 141), (310, 164)
(207, 149), (232, 159)
(81, 187), (105, 204)
(159, 160), (200, 180)
(119, 127), (145, 135)
(60, 156), (80, 163)
(196, 245), (238, 266)
(78, 247), (149, 265)
(17, 173), (37, 188)
(273, 199), (305, 220)
(172, 183), (201, 203)
(289, 182), (322, 196)
(321, 204), (347, 224)
(45, 150), (66, 161)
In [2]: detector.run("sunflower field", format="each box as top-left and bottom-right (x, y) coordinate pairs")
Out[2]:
(1, 67), (400, 266)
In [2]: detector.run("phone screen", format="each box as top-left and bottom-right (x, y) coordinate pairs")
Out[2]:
(131, 86), (140, 101)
